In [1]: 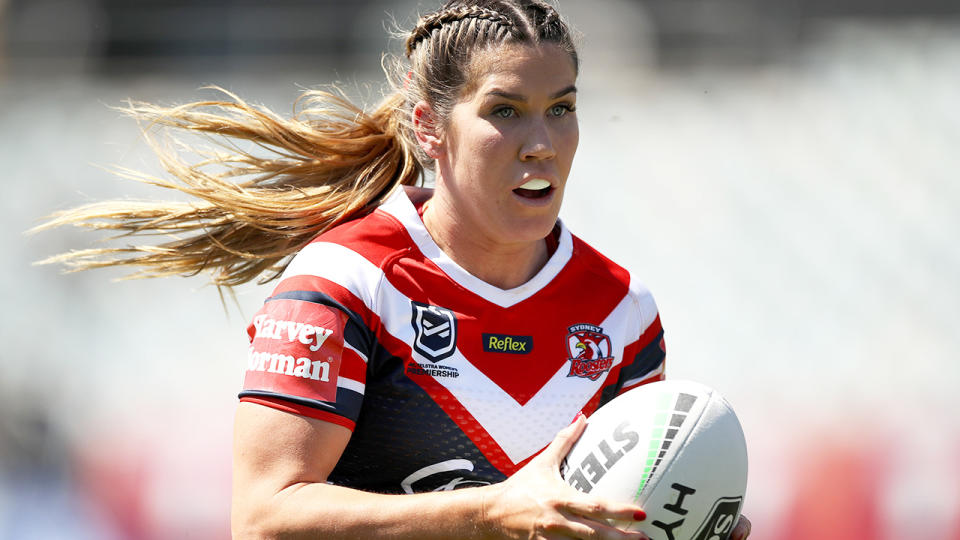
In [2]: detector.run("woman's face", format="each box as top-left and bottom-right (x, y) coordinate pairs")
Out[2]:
(433, 42), (579, 248)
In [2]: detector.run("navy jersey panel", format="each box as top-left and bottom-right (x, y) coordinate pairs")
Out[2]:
(328, 353), (507, 493)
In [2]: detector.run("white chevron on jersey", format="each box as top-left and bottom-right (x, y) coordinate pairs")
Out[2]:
(379, 274), (643, 463)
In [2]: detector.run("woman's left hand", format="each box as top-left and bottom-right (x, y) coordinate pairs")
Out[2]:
(731, 514), (752, 539)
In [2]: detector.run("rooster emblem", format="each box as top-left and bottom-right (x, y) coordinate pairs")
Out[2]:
(566, 324), (614, 380)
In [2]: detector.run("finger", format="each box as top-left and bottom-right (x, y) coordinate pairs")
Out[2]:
(560, 496), (647, 524)
(561, 512), (650, 540)
(541, 413), (587, 464)
(731, 514), (752, 539)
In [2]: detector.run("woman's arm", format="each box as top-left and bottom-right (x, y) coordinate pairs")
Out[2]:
(231, 402), (486, 538)
(231, 403), (651, 539)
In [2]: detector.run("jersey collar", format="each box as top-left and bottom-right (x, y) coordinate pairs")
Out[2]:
(379, 186), (574, 308)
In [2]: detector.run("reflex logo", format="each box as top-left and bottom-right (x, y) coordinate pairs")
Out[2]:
(482, 333), (533, 354)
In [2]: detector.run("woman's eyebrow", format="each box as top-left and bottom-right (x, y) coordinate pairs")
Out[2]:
(486, 85), (578, 102)
(551, 85), (577, 99)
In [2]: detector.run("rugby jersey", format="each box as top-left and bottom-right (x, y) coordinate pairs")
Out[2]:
(239, 186), (665, 493)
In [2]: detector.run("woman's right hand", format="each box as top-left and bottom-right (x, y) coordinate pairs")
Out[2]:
(479, 414), (651, 540)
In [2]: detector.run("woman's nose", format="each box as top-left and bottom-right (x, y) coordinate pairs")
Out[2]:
(519, 121), (556, 161)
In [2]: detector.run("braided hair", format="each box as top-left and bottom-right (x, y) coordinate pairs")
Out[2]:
(399, 1), (578, 161)
(406, 5), (516, 56)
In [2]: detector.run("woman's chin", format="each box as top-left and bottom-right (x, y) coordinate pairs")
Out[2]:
(498, 216), (560, 246)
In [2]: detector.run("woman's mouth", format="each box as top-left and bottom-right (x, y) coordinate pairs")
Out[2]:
(513, 178), (553, 199)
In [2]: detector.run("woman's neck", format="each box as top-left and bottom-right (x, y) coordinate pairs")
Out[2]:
(421, 195), (549, 290)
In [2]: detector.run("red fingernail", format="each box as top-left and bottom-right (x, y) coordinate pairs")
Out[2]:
(633, 509), (647, 521)
(569, 411), (584, 425)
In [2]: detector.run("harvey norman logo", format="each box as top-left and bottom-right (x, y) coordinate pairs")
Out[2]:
(247, 314), (336, 382)
(482, 333), (533, 354)
(251, 314), (334, 352)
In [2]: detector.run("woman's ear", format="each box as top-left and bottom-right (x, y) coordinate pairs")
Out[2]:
(413, 101), (443, 159)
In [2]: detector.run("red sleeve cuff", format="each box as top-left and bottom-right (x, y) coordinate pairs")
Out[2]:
(240, 396), (356, 431)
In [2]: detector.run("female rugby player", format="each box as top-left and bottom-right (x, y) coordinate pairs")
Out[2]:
(41, 1), (751, 538)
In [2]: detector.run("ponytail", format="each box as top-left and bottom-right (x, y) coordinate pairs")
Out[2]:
(36, 87), (422, 288)
(38, 0), (578, 289)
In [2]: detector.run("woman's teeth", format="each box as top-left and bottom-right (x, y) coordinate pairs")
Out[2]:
(513, 178), (553, 200)
(518, 178), (551, 190)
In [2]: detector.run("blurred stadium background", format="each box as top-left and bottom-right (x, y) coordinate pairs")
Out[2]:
(2, 0), (959, 538)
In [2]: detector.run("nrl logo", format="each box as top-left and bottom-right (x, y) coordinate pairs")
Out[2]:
(566, 323), (614, 381)
(411, 301), (458, 362)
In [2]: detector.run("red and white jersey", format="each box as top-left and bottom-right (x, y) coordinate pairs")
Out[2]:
(239, 187), (665, 493)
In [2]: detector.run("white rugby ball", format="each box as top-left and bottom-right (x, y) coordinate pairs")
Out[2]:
(561, 380), (747, 540)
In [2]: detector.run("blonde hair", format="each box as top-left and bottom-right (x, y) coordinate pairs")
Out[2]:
(37, 0), (577, 289)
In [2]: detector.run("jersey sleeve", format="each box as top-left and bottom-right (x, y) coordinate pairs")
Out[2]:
(617, 312), (665, 394)
(596, 281), (666, 408)
(239, 293), (370, 431)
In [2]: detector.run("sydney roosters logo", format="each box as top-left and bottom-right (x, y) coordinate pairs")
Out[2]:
(566, 324), (614, 380)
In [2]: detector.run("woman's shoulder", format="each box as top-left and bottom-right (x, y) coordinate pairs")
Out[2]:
(271, 187), (424, 297)
(300, 186), (425, 266)
(568, 232), (659, 319)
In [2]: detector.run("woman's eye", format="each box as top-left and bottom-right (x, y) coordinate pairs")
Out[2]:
(550, 104), (574, 117)
(494, 107), (516, 119)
